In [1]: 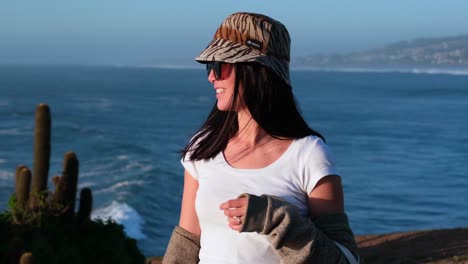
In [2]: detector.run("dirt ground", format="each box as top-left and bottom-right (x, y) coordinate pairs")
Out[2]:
(356, 227), (468, 264)
(147, 227), (468, 264)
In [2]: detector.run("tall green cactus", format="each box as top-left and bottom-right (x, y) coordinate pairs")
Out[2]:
(15, 164), (27, 205)
(15, 166), (31, 211)
(52, 175), (66, 205)
(78, 188), (93, 224)
(62, 152), (79, 217)
(3, 103), (143, 264)
(31, 104), (51, 193)
(15, 164), (27, 182)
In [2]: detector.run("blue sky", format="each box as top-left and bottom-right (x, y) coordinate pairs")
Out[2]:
(1, 1), (468, 65)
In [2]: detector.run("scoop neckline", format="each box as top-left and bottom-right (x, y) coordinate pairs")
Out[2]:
(216, 137), (300, 173)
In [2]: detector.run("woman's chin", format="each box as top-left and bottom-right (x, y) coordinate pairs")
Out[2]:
(217, 106), (229, 111)
(216, 102), (229, 111)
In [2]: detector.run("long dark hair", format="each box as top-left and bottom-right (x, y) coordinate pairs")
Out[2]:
(182, 63), (324, 161)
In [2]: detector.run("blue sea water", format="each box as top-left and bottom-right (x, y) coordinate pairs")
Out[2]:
(0, 65), (467, 257)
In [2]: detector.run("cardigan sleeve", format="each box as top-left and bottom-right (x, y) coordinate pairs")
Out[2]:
(239, 193), (359, 263)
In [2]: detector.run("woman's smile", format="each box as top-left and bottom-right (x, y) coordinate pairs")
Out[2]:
(215, 88), (226, 94)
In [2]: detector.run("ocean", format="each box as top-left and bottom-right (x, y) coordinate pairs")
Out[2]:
(0, 65), (467, 257)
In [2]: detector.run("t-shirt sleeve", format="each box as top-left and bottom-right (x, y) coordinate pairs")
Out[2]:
(181, 153), (199, 180)
(302, 137), (339, 195)
(180, 133), (205, 180)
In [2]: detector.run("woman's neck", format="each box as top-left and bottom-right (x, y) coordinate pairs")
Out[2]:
(224, 109), (293, 169)
(234, 110), (271, 146)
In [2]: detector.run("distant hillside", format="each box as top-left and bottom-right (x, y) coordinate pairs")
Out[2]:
(295, 35), (468, 68)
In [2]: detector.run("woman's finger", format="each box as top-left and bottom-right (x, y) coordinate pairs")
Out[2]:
(223, 207), (244, 217)
(219, 196), (248, 231)
(219, 197), (247, 210)
(228, 221), (242, 231)
(228, 216), (242, 225)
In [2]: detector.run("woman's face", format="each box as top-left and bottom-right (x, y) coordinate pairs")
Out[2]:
(208, 63), (241, 111)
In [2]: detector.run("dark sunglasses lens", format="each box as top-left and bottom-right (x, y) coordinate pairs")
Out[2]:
(206, 62), (222, 80)
(206, 63), (212, 76)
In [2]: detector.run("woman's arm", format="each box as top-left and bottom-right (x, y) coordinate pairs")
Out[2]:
(308, 175), (344, 217)
(162, 170), (201, 264)
(309, 175), (359, 262)
(179, 170), (201, 235)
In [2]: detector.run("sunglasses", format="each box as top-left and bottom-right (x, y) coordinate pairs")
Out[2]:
(206, 62), (223, 80)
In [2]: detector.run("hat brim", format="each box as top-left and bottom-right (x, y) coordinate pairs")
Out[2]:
(195, 38), (262, 64)
(195, 38), (291, 87)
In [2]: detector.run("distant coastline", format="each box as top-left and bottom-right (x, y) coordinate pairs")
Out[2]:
(289, 65), (468, 76)
(294, 34), (468, 69)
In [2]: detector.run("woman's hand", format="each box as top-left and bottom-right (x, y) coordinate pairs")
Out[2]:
(219, 196), (248, 231)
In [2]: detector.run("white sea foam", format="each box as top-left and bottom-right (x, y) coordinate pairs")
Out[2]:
(123, 161), (154, 173)
(407, 68), (468, 76)
(73, 97), (114, 111)
(292, 66), (468, 76)
(93, 180), (146, 195)
(92, 201), (147, 240)
(0, 170), (12, 180)
(0, 128), (24, 136)
(79, 158), (153, 179)
(77, 181), (97, 189)
(117, 155), (129, 160)
(79, 158), (125, 178)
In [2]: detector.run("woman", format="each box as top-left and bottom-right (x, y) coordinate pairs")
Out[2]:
(163, 12), (359, 264)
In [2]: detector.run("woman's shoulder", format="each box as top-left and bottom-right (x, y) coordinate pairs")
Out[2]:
(293, 135), (334, 161)
(295, 135), (327, 148)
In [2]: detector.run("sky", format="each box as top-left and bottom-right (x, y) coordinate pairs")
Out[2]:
(1, 1), (468, 66)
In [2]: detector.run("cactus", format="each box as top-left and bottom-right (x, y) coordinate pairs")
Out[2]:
(1, 104), (147, 263)
(78, 188), (93, 224)
(50, 152), (80, 221)
(19, 252), (33, 264)
(52, 175), (66, 205)
(15, 165), (28, 208)
(15, 167), (31, 211)
(62, 152), (79, 217)
(15, 164), (27, 183)
(31, 104), (51, 193)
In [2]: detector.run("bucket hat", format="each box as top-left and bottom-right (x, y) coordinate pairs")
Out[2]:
(196, 12), (291, 87)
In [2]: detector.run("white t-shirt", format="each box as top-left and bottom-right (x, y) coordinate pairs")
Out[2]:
(181, 135), (338, 264)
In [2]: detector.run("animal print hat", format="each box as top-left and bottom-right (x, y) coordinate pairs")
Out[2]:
(195, 12), (291, 87)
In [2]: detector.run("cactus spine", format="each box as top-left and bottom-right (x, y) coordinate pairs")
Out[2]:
(15, 167), (31, 211)
(78, 188), (93, 224)
(31, 104), (51, 193)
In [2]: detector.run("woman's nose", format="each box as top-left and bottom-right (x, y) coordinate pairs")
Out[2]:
(208, 69), (216, 83)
